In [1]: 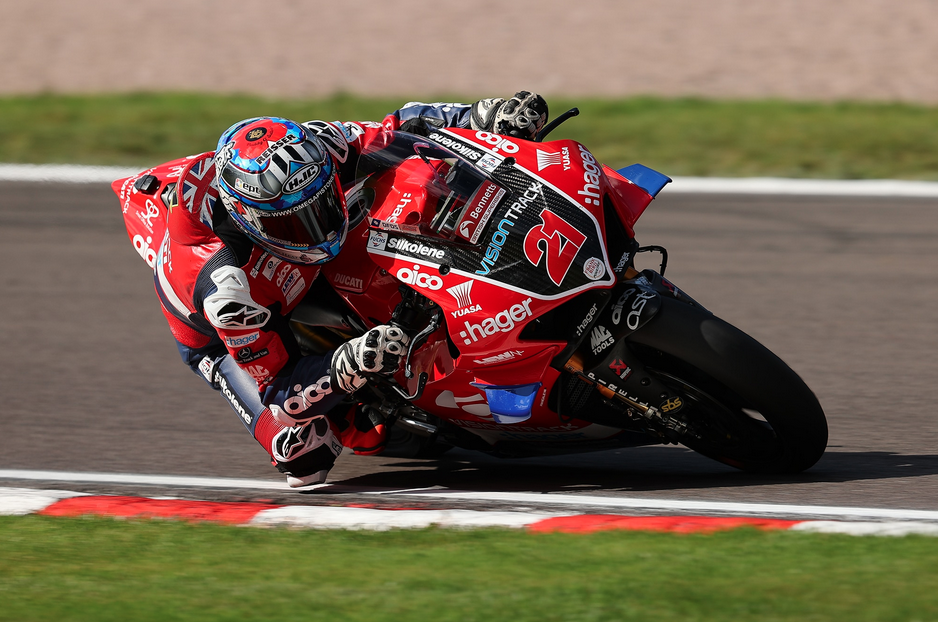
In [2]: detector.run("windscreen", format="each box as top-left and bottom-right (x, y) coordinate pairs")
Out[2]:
(354, 131), (506, 243)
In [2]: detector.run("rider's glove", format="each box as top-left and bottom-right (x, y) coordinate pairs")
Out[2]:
(330, 325), (410, 393)
(470, 91), (549, 141)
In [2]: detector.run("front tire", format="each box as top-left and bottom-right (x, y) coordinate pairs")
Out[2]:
(627, 297), (828, 473)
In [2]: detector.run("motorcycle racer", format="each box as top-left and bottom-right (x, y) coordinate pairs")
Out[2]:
(152, 93), (549, 487)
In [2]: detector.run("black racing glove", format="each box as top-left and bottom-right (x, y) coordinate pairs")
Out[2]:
(470, 91), (549, 141)
(330, 325), (410, 393)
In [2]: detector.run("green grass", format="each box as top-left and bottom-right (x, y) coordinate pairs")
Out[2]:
(1, 516), (937, 621)
(2, 93), (938, 179)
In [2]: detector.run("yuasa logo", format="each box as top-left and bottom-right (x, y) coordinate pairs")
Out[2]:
(577, 144), (603, 206)
(132, 234), (157, 268)
(225, 332), (260, 347)
(446, 280), (474, 308)
(475, 131), (519, 154)
(397, 265), (443, 290)
(459, 298), (533, 345)
(590, 325), (615, 355)
(536, 147), (571, 171)
(447, 281), (481, 318)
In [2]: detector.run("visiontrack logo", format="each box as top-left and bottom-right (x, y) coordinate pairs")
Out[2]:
(476, 181), (542, 276)
(458, 298), (533, 345)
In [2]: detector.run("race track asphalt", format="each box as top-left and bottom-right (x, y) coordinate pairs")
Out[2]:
(2, 181), (938, 512)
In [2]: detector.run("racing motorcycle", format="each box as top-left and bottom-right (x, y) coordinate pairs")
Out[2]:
(118, 110), (828, 474)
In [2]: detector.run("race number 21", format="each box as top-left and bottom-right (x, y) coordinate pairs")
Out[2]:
(523, 209), (586, 286)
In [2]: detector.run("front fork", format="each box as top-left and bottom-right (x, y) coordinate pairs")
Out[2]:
(555, 267), (708, 441)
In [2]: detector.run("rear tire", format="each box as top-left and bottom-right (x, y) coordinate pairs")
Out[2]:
(627, 297), (828, 473)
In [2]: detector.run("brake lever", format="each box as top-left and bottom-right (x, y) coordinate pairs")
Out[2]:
(400, 306), (442, 379)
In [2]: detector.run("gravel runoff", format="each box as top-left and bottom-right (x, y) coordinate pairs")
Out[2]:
(3, 0), (938, 102)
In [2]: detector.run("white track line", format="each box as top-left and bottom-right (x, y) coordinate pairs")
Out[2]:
(0, 469), (290, 491)
(3, 469), (938, 522)
(250, 506), (557, 530)
(387, 490), (938, 522)
(0, 487), (88, 516)
(0, 163), (142, 184)
(2, 163), (938, 197)
(668, 176), (938, 197)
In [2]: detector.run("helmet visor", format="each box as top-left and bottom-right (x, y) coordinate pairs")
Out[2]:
(239, 173), (347, 249)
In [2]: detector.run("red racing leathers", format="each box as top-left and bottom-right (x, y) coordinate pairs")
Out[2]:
(153, 103), (476, 482)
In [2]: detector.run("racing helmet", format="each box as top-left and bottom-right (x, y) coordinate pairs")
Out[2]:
(214, 117), (348, 265)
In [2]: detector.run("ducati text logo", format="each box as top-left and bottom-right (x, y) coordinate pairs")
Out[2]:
(459, 299), (533, 345)
(333, 273), (363, 290)
(447, 281), (482, 318)
(536, 147), (571, 171)
(397, 265), (443, 290)
(590, 325), (615, 355)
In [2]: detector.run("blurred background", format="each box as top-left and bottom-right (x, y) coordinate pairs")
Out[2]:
(3, 0), (937, 102)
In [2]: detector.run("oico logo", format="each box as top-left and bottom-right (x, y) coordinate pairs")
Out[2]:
(396, 264), (443, 290)
(475, 131), (519, 154)
(133, 234), (157, 268)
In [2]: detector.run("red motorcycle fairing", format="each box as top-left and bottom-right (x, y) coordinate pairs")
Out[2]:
(310, 130), (647, 446)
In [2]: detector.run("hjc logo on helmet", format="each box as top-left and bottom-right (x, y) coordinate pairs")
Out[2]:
(283, 164), (322, 194)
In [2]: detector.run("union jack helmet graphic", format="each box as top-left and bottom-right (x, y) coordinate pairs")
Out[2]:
(214, 117), (348, 265)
